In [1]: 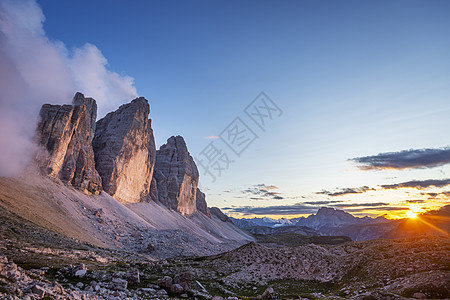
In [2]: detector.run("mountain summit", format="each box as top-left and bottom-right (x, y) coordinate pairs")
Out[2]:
(34, 92), (218, 219)
(296, 207), (357, 229)
(35, 92), (102, 195)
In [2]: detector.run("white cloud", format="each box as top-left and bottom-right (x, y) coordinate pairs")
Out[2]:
(0, 0), (138, 176)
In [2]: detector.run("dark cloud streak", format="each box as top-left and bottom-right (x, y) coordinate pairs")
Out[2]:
(242, 184), (284, 200)
(331, 202), (389, 208)
(381, 179), (450, 190)
(222, 204), (317, 215)
(223, 202), (406, 216)
(317, 186), (375, 197)
(351, 147), (450, 170)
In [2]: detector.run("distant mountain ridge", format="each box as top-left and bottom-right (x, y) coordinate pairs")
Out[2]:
(231, 207), (387, 230)
(230, 216), (300, 228)
(295, 207), (389, 230)
(230, 206), (449, 241)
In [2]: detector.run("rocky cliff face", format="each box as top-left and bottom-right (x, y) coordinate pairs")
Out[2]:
(35, 93), (211, 216)
(72, 92), (97, 139)
(154, 136), (199, 216)
(210, 207), (230, 222)
(196, 188), (210, 217)
(93, 98), (156, 204)
(35, 93), (102, 195)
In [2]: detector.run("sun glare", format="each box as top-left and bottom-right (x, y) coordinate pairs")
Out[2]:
(406, 210), (417, 219)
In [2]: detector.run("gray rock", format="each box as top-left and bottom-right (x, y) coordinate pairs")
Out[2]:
(75, 282), (84, 289)
(93, 97), (156, 203)
(51, 282), (64, 294)
(156, 289), (168, 297)
(210, 207), (230, 222)
(112, 271), (126, 278)
(171, 283), (184, 294)
(32, 285), (46, 298)
(157, 276), (173, 289)
(140, 288), (156, 294)
(262, 287), (275, 299)
(196, 188), (211, 217)
(74, 269), (86, 277)
(126, 268), (140, 285)
(110, 278), (128, 291)
(35, 92), (102, 195)
(154, 136), (199, 215)
(174, 271), (194, 290)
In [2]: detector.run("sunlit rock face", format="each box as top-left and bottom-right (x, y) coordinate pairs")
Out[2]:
(154, 136), (199, 216)
(93, 98), (156, 203)
(36, 92), (102, 195)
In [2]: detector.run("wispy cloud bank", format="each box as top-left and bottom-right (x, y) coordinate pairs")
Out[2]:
(222, 204), (316, 215)
(381, 179), (450, 190)
(332, 202), (390, 208)
(242, 184), (284, 200)
(317, 186), (375, 197)
(404, 199), (426, 204)
(302, 200), (343, 205)
(223, 201), (404, 216)
(420, 191), (450, 199)
(343, 206), (408, 213)
(350, 148), (450, 170)
(0, 0), (138, 176)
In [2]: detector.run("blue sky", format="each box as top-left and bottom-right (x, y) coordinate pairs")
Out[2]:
(2, 0), (450, 218)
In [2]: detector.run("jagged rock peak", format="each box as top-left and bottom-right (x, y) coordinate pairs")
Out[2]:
(93, 97), (156, 204)
(154, 135), (199, 216)
(72, 92), (97, 139)
(210, 207), (230, 222)
(196, 188), (210, 217)
(35, 93), (102, 195)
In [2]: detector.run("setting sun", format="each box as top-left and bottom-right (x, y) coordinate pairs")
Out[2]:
(406, 210), (417, 219)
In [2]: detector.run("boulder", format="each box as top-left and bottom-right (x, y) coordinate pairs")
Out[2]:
(32, 285), (46, 298)
(157, 276), (173, 289)
(93, 97), (156, 203)
(126, 268), (140, 285)
(74, 269), (86, 277)
(171, 283), (184, 294)
(262, 287), (275, 298)
(110, 278), (128, 291)
(35, 92), (102, 195)
(156, 289), (168, 297)
(154, 136), (199, 215)
(174, 271), (194, 290)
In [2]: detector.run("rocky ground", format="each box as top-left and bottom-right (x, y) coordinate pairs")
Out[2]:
(151, 237), (449, 299)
